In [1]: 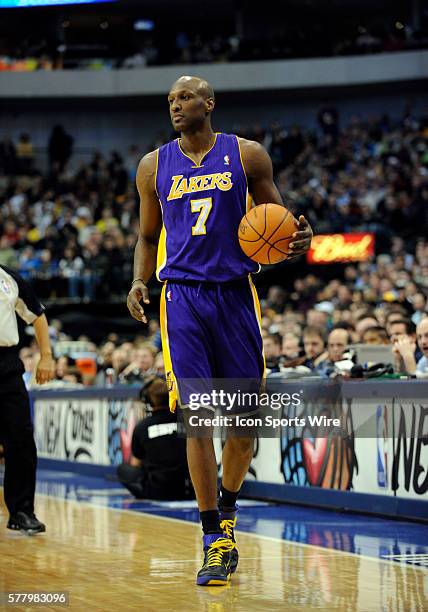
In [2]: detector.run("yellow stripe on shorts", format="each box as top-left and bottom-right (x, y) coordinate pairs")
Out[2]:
(156, 225), (167, 281)
(248, 275), (266, 379)
(160, 282), (179, 412)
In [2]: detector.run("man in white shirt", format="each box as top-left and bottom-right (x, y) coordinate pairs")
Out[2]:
(416, 318), (428, 377)
(0, 265), (55, 533)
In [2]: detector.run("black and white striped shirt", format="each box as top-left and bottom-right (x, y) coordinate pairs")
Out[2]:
(0, 265), (44, 347)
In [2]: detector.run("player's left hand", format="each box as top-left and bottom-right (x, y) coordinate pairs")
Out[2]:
(288, 215), (313, 259)
(35, 354), (56, 385)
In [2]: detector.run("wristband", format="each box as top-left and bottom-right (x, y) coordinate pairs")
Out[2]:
(131, 278), (146, 286)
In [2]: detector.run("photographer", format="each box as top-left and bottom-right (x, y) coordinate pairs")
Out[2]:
(117, 375), (192, 500)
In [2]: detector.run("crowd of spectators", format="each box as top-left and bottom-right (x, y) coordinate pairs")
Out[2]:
(18, 259), (428, 387)
(1, 103), (428, 381)
(0, 20), (427, 71)
(260, 266), (428, 378)
(1, 105), (427, 300)
(0, 127), (138, 299)
(121, 23), (427, 69)
(19, 321), (164, 388)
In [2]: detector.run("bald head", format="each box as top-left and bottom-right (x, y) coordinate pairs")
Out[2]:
(168, 75), (215, 132)
(417, 317), (428, 356)
(171, 75), (215, 100)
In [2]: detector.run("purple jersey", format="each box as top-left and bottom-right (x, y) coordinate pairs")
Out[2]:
(155, 132), (259, 282)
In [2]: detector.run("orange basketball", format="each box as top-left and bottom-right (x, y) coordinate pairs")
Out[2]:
(238, 204), (298, 264)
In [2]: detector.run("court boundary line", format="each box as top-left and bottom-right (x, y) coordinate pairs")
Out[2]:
(28, 490), (428, 574)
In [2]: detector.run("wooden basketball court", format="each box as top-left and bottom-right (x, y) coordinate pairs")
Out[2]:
(1, 493), (426, 611)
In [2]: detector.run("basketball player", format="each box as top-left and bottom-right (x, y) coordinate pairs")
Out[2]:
(127, 76), (313, 585)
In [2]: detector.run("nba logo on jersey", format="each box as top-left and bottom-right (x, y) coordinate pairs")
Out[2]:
(167, 290), (172, 302)
(224, 155), (230, 165)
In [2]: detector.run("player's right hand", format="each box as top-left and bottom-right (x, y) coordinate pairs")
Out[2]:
(127, 280), (150, 323)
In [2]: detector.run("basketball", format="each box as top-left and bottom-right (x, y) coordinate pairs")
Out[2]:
(238, 204), (298, 264)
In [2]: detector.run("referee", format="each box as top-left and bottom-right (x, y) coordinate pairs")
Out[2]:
(0, 265), (55, 533)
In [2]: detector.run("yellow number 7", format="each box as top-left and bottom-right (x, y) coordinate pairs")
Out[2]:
(190, 198), (212, 236)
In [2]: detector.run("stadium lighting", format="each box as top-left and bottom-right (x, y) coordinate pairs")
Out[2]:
(134, 19), (155, 32)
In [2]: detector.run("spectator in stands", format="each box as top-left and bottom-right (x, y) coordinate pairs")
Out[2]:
(124, 145), (141, 181)
(389, 319), (419, 375)
(0, 136), (16, 175)
(328, 328), (350, 361)
(16, 133), (34, 175)
(101, 234), (124, 297)
(82, 242), (108, 300)
(355, 315), (379, 341)
(316, 328), (350, 374)
(385, 308), (408, 334)
(109, 153), (128, 197)
(96, 209), (119, 234)
(110, 348), (129, 381)
(265, 285), (287, 314)
(19, 347), (36, 389)
(98, 341), (116, 368)
(415, 318), (428, 377)
(281, 333), (301, 360)
(306, 307), (329, 329)
(93, 342), (115, 384)
(33, 250), (57, 296)
(318, 106), (339, 140)
(120, 346), (156, 383)
(361, 326), (389, 345)
(389, 319), (416, 344)
(48, 125), (73, 172)
(332, 321), (357, 344)
(62, 368), (83, 385)
(264, 333), (282, 372)
(116, 376), (192, 500)
(2, 221), (19, 248)
(302, 326), (327, 369)
(58, 247), (86, 300)
(0, 237), (18, 268)
(410, 293), (427, 326)
(55, 355), (71, 380)
(393, 339), (417, 376)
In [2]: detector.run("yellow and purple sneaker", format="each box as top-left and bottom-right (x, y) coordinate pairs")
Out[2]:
(196, 534), (235, 586)
(220, 508), (239, 573)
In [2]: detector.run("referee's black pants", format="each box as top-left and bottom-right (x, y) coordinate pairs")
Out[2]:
(0, 351), (37, 516)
